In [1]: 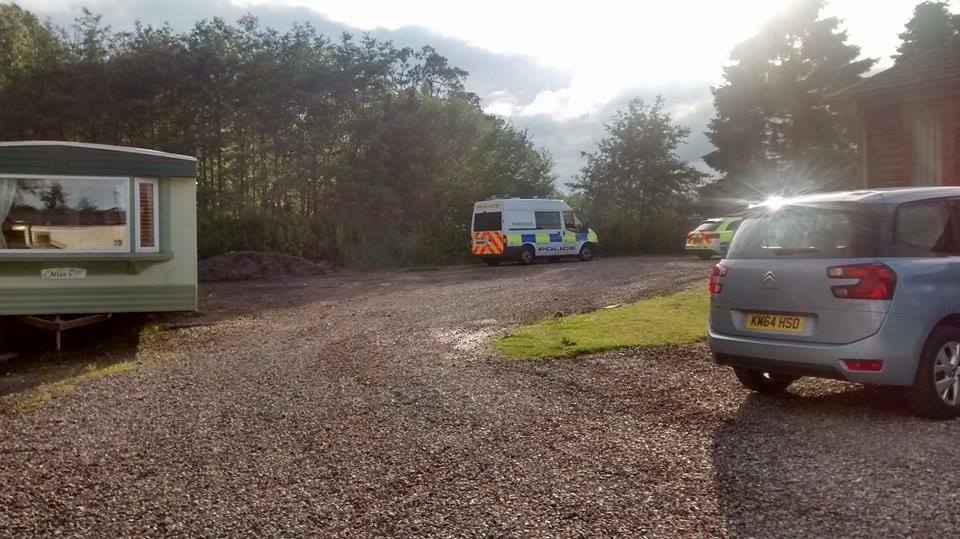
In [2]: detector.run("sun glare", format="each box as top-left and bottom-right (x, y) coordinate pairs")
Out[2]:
(763, 195), (786, 210)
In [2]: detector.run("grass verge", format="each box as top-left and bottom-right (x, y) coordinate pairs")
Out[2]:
(495, 289), (709, 358)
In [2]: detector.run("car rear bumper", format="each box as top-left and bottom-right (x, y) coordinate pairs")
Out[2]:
(708, 313), (927, 386)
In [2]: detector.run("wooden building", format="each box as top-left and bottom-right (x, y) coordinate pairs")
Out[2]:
(830, 38), (960, 187)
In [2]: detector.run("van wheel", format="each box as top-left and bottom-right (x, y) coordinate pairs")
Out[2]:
(732, 367), (796, 394)
(578, 243), (595, 262)
(518, 246), (535, 265)
(484, 259), (500, 267)
(908, 325), (960, 419)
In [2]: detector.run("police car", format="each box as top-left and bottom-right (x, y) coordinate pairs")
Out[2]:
(471, 198), (598, 266)
(685, 216), (741, 259)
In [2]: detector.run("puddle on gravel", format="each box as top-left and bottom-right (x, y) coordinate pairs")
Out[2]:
(433, 320), (500, 354)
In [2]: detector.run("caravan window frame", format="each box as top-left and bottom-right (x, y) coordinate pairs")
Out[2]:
(0, 174), (132, 254)
(135, 178), (160, 253)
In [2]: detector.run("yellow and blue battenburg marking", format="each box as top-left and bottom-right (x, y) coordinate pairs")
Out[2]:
(477, 229), (599, 253)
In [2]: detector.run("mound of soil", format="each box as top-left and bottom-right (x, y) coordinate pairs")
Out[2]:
(198, 251), (335, 282)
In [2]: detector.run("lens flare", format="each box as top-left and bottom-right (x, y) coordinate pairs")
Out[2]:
(763, 195), (786, 210)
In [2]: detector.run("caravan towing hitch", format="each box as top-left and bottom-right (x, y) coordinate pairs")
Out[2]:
(18, 313), (113, 352)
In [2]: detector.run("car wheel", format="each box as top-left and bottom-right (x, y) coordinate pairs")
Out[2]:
(732, 367), (796, 394)
(484, 259), (500, 266)
(578, 243), (595, 262)
(908, 325), (960, 419)
(518, 246), (535, 265)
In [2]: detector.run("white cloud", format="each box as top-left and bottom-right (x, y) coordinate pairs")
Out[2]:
(482, 90), (524, 117)
(227, 0), (958, 121)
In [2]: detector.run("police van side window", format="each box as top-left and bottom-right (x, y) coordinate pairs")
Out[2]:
(535, 211), (562, 230)
(563, 211), (578, 231)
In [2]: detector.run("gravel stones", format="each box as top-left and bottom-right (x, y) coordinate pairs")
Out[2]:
(3, 256), (956, 535)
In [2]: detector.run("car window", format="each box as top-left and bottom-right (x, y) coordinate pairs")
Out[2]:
(727, 204), (878, 259)
(894, 200), (958, 254)
(473, 211), (501, 232)
(535, 211), (562, 230)
(695, 221), (720, 232)
(726, 219), (741, 232)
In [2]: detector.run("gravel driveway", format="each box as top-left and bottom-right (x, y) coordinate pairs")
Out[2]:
(1, 255), (958, 536)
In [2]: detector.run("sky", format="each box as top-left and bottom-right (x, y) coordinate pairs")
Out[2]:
(13, 0), (959, 188)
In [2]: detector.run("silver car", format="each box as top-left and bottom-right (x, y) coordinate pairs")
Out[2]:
(708, 187), (960, 418)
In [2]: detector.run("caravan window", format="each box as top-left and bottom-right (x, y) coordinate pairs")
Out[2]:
(473, 211), (502, 232)
(535, 211), (562, 230)
(135, 178), (159, 252)
(0, 177), (129, 252)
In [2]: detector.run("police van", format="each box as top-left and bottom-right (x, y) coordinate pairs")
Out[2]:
(471, 198), (599, 266)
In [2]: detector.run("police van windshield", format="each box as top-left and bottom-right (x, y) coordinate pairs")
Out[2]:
(473, 211), (502, 232)
(727, 203), (878, 259)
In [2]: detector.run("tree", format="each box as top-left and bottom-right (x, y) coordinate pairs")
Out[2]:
(76, 196), (97, 213)
(0, 6), (557, 266)
(0, 4), (69, 90)
(894, 1), (960, 62)
(570, 96), (704, 254)
(703, 0), (874, 211)
(40, 183), (68, 212)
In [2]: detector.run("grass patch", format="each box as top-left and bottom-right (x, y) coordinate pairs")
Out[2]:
(496, 289), (709, 358)
(15, 360), (140, 412)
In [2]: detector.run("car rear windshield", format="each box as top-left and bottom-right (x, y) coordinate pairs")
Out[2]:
(695, 221), (720, 231)
(473, 211), (502, 232)
(726, 203), (878, 259)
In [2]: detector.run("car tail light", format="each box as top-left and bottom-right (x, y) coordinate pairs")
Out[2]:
(827, 263), (896, 300)
(709, 262), (728, 294)
(841, 359), (884, 372)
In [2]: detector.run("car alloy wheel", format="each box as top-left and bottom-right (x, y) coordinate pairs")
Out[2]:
(934, 341), (960, 405)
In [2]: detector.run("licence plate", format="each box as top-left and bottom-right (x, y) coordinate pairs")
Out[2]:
(745, 313), (805, 333)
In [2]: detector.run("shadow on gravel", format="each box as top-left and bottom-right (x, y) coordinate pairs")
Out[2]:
(712, 384), (960, 535)
(0, 315), (151, 404)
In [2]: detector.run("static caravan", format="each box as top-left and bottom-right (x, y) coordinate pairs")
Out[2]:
(0, 141), (197, 345)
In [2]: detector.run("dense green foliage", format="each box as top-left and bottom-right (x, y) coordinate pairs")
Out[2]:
(570, 97), (705, 254)
(702, 0), (874, 213)
(0, 5), (555, 266)
(895, 1), (960, 62)
(1, 2), (933, 262)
